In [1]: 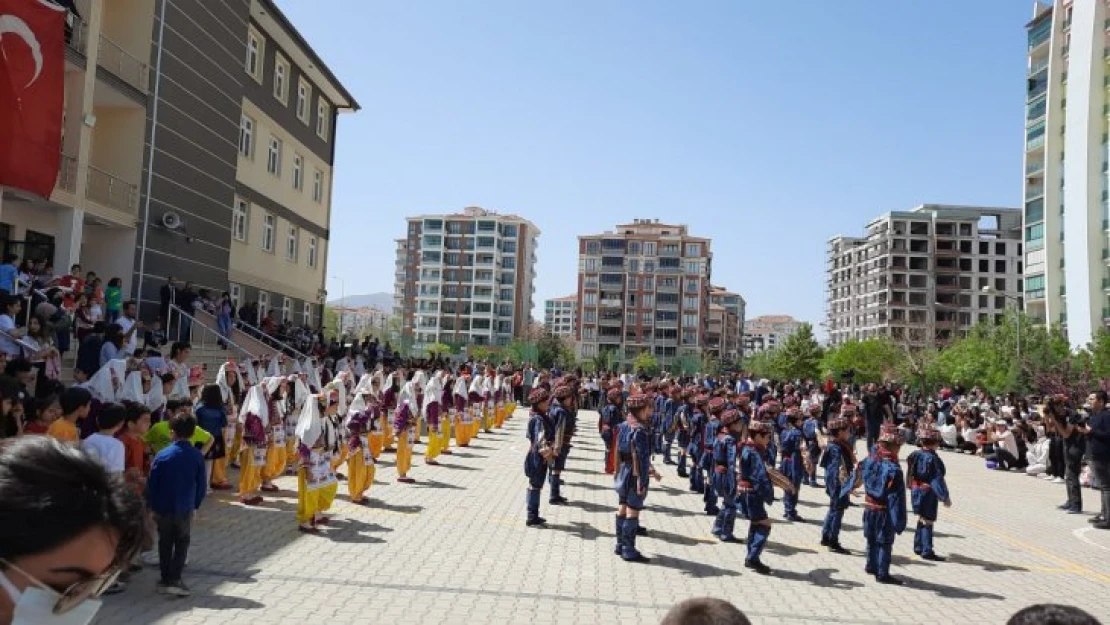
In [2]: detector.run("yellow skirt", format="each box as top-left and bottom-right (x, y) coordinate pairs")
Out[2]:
(426, 423), (441, 461)
(440, 418), (452, 451)
(297, 467), (338, 524)
(261, 442), (287, 481)
(396, 432), (413, 476)
(229, 427), (243, 461)
(346, 450), (374, 502)
(331, 445), (349, 471)
(368, 431), (384, 459)
(211, 456), (229, 485)
(238, 447), (262, 496)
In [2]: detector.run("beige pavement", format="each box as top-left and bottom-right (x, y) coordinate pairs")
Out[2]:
(94, 409), (1110, 625)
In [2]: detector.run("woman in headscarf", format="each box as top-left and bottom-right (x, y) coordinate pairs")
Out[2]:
(217, 361), (243, 477)
(394, 371), (419, 483)
(453, 371), (471, 447)
(237, 384), (269, 506)
(469, 373), (485, 441)
(259, 377), (289, 492)
(283, 375), (310, 475)
(423, 372), (444, 466)
(343, 389), (375, 505)
(295, 390), (340, 532)
(438, 370), (454, 456)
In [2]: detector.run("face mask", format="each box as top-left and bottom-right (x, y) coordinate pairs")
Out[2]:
(0, 569), (103, 625)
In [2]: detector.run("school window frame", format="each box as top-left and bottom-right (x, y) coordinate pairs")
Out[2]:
(282, 297), (292, 322)
(245, 28), (264, 82)
(273, 54), (289, 103)
(307, 236), (318, 268)
(286, 225), (298, 261)
(258, 291), (270, 316)
(261, 213), (275, 252)
(229, 283), (241, 308)
(238, 114), (254, 158)
(296, 79), (311, 124)
(312, 169), (323, 202)
(302, 301), (312, 325)
(232, 197), (249, 242)
(316, 98), (329, 140)
(266, 136), (281, 176)
(292, 153), (304, 190)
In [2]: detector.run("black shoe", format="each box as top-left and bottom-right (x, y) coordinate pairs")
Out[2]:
(744, 559), (771, 575)
(705, 507), (720, 516)
(1093, 521), (1110, 530)
(1057, 503), (1071, 510)
(719, 536), (741, 543)
(865, 568), (876, 575)
(1066, 507), (1083, 514)
(525, 518), (545, 527)
(921, 553), (946, 562)
(677, 468), (688, 478)
(819, 537), (830, 546)
(1089, 515), (1105, 524)
(876, 575), (904, 585)
(829, 542), (851, 555)
(784, 513), (803, 522)
(689, 486), (700, 493)
(549, 497), (568, 505)
(558, 479), (565, 485)
(663, 459), (674, 465)
(636, 526), (648, 536)
(622, 553), (651, 563)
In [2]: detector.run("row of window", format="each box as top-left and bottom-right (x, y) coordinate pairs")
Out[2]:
(228, 283), (314, 326)
(245, 27), (330, 140)
(239, 116), (327, 203)
(584, 241), (703, 256)
(232, 197), (318, 267)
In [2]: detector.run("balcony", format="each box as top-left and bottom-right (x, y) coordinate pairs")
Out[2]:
(86, 166), (138, 215)
(599, 298), (623, 308)
(98, 34), (149, 93)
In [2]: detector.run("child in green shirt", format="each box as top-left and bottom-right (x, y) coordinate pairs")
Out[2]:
(105, 277), (123, 323)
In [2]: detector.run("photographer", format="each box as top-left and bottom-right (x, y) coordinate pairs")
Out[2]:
(1081, 391), (1110, 529)
(1046, 395), (1086, 514)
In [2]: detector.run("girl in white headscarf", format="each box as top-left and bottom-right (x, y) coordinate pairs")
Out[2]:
(343, 390), (376, 504)
(266, 353), (284, 378)
(469, 373), (485, 440)
(259, 377), (289, 492)
(118, 370), (148, 404)
(381, 371), (400, 451)
(240, 357), (259, 386)
(218, 361), (244, 471)
(365, 371), (386, 459)
(437, 370), (455, 457)
(453, 373), (472, 448)
(406, 370), (427, 445)
(302, 357), (322, 392)
(283, 375), (311, 474)
(295, 391), (340, 532)
(394, 371), (418, 483)
(423, 373), (444, 466)
(237, 384), (269, 506)
(82, 359), (128, 403)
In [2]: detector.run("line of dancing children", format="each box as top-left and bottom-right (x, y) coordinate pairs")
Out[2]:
(553, 380), (952, 583)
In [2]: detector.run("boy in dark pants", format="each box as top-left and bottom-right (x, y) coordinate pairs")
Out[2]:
(146, 414), (207, 596)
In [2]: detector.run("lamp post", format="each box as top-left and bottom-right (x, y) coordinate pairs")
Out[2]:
(332, 275), (345, 338)
(982, 286), (1021, 365)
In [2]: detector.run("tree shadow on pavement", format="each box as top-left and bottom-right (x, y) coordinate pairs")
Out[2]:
(894, 576), (1006, 600)
(770, 567), (865, 589)
(364, 498), (424, 514)
(944, 553), (1028, 572)
(648, 554), (741, 578)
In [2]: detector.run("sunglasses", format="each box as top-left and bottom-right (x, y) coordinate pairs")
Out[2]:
(1, 559), (121, 615)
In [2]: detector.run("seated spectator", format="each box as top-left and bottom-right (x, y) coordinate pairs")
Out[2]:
(49, 387), (92, 443)
(986, 419), (1026, 471)
(21, 395), (60, 435)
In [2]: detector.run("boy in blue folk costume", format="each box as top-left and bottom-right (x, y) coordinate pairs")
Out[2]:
(861, 427), (908, 584)
(739, 418), (794, 574)
(802, 403), (822, 487)
(820, 415), (858, 554)
(599, 387), (624, 475)
(614, 393), (660, 562)
(673, 388), (693, 478)
(701, 397), (726, 516)
(523, 388), (555, 527)
(710, 409), (744, 542)
(686, 395), (709, 493)
(777, 407), (805, 522)
(907, 425), (952, 561)
(660, 383), (678, 465)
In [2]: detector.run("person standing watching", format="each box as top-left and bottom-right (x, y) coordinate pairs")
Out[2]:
(146, 414), (206, 597)
(1082, 391), (1110, 529)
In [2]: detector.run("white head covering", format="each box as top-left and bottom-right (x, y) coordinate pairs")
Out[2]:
(295, 394), (324, 448)
(353, 355), (366, 378)
(412, 370), (427, 390)
(336, 355), (349, 373)
(145, 373), (166, 412)
(119, 371), (146, 404)
(238, 384), (270, 425)
(327, 374), (348, 415)
(453, 376), (469, 398)
(239, 357), (258, 386)
(469, 375), (483, 396)
(345, 391), (368, 427)
(423, 375), (443, 412)
(217, 362), (239, 404)
(267, 354), (283, 378)
(303, 358), (322, 391)
(83, 359), (128, 402)
(290, 376), (310, 412)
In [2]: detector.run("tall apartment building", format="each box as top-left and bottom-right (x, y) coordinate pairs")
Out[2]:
(826, 205), (1023, 347)
(576, 219), (712, 369)
(0, 0), (357, 330)
(544, 294), (577, 338)
(1022, 0), (1110, 348)
(394, 207), (540, 354)
(708, 285), (746, 361)
(743, 314), (803, 353)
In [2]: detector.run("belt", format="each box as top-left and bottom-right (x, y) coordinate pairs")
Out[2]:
(864, 495), (886, 510)
(911, 480), (931, 490)
(619, 453), (633, 462)
(714, 466), (727, 474)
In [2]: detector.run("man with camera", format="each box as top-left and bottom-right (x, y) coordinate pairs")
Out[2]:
(1082, 391), (1110, 529)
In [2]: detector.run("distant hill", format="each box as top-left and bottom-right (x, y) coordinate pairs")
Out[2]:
(328, 292), (393, 310)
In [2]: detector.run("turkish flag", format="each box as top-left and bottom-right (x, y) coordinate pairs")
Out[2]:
(0, 0), (65, 198)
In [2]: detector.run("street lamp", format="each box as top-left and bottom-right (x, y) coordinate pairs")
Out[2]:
(332, 275), (345, 338)
(982, 286), (1021, 364)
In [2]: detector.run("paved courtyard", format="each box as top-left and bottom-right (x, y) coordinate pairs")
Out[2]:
(96, 409), (1110, 625)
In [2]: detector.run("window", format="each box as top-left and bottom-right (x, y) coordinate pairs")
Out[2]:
(584, 258), (598, 272)
(262, 213), (275, 252)
(286, 226), (298, 261)
(685, 243), (701, 256)
(682, 314), (697, 327)
(584, 292), (597, 306)
(273, 55), (288, 103)
(258, 291), (270, 317)
(229, 283), (241, 307)
(685, 261), (699, 274)
(307, 236), (317, 268)
(312, 169), (323, 202)
(292, 154), (303, 190)
(245, 29), (263, 81)
(232, 198), (249, 242)
(302, 302), (312, 326)
(643, 242), (657, 256)
(316, 99), (329, 139)
(282, 297), (291, 322)
(296, 79), (311, 123)
(683, 296), (698, 309)
(267, 136), (281, 175)
(239, 115), (254, 157)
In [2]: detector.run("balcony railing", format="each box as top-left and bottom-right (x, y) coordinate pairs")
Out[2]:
(98, 34), (149, 93)
(57, 154), (78, 193)
(65, 12), (87, 56)
(85, 166), (137, 214)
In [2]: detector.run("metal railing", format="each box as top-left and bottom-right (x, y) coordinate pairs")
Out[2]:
(167, 304), (254, 362)
(97, 34), (150, 93)
(86, 165), (138, 214)
(57, 154), (78, 193)
(228, 314), (310, 361)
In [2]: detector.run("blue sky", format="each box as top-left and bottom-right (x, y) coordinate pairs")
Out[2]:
(279, 0), (1033, 328)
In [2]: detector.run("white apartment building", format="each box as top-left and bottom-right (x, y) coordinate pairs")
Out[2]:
(576, 219), (712, 370)
(544, 294), (577, 338)
(393, 207), (539, 354)
(1022, 0), (1110, 348)
(743, 315), (803, 353)
(826, 205), (1024, 347)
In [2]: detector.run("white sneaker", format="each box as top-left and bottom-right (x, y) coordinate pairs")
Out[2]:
(1052, 477), (1065, 484)
(165, 582), (191, 597)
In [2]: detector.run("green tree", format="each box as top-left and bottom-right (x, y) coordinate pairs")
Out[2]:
(426, 343), (453, 359)
(743, 348), (783, 379)
(322, 306), (340, 340)
(633, 351), (660, 376)
(536, 334), (571, 369)
(1089, 329), (1110, 379)
(776, 323), (823, 381)
(820, 338), (903, 383)
(469, 345), (495, 363)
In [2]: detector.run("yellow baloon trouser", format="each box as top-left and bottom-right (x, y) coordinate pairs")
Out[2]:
(229, 427), (242, 463)
(426, 423), (441, 462)
(261, 442), (287, 482)
(396, 431), (413, 477)
(332, 445), (349, 472)
(285, 438), (297, 472)
(368, 431), (384, 459)
(454, 415), (466, 447)
(440, 417), (451, 453)
(346, 448), (374, 502)
(238, 447), (262, 497)
(383, 419), (394, 450)
(211, 456), (228, 485)
(297, 467), (338, 524)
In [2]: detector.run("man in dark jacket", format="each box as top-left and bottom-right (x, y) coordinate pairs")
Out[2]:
(75, 321), (105, 382)
(1083, 390), (1110, 529)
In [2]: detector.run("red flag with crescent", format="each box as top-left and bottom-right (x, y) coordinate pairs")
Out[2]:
(0, 0), (65, 198)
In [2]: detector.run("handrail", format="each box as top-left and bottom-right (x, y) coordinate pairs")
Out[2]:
(0, 327), (41, 357)
(97, 33), (149, 92)
(229, 314), (310, 361)
(167, 304), (254, 362)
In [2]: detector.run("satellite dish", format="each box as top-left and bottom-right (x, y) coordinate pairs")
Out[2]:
(161, 211), (182, 230)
